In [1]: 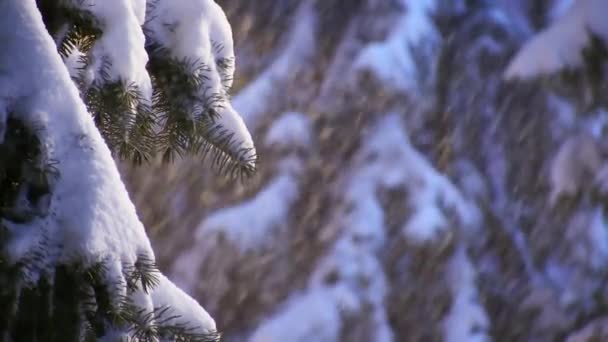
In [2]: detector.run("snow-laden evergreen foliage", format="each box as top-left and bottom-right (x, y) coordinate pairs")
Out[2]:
(37, 0), (256, 176)
(0, 0), (255, 340)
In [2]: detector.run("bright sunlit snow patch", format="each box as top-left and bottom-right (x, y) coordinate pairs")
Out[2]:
(354, 0), (439, 92)
(146, 0), (255, 160)
(151, 274), (217, 334)
(76, 0), (152, 99)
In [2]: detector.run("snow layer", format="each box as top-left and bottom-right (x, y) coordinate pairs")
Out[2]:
(0, 0), (151, 266)
(505, 0), (608, 79)
(145, 0), (255, 163)
(354, 0), (439, 92)
(0, 0), (215, 332)
(151, 274), (217, 334)
(77, 0), (152, 99)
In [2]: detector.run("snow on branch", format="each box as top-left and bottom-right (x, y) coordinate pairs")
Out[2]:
(37, 0), (258, 176)
(145, 0), (256, 176)
(504, 0), (608, 80)
(37, 0), (156, 162)
(0, 1), (217, 339)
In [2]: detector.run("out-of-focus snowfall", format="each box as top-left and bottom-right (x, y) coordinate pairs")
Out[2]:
(122, 0), (608, 341)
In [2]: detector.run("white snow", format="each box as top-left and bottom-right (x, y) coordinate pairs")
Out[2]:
(0, 0), (215, 333)
(151, 274), (217, 334)
(354, 0), (439, 92)
(443, 246), (490, 342)
(505, 0), (608, 79)
(0, 0), (151, 266)
(76, 0), (152, 100)
(233, 2), (316, 130)
(145, 0), (255, 164)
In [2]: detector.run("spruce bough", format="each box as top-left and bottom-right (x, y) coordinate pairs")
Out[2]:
(0, 0), (256, 340)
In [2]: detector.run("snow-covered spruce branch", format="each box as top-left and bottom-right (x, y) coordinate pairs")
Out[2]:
(37, 0), (256, 177)
(0, 0), (225, 340)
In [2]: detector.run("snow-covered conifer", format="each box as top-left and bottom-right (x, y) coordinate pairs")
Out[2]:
(0, 0), (254, 340)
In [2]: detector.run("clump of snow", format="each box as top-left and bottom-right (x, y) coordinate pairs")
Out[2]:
(151, 274), (217, 334)
(0, 0), (215, 333)
(76, 0), (152, 100)
(145, 0), (234, 62)
(505, 0), (608, 79)
(145, 0), (255, 163)
(354, 0), (440, 92)
(233, 2), (316, 130)
(443, 246), (490, 342)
